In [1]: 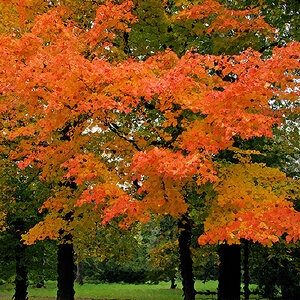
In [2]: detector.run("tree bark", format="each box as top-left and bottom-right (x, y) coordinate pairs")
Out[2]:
(242, 240), (250, 300)
(13, 218), (28, 300)
(170, 277), (177, 289)
(13, 241), (28, 300)
(178, 214), (195, 300)
(218, 243), (241, 300)
(76, 261), (84, 285)
(57, 235), (75, 300)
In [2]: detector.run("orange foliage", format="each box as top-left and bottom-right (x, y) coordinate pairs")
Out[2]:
(198, 161), (300, 246)
(0, 1), (299, 245)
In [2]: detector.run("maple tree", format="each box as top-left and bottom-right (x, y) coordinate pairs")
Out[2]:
(198, 154), (300, 298)
(0, 1), (299, 299)
(211, 133), (300, 298)
(0, 1), (139, 299)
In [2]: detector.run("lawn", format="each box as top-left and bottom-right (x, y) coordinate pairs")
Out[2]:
(0, 280), (261, 299)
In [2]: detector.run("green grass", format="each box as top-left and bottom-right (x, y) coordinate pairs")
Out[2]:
(0, 280), (262, 299)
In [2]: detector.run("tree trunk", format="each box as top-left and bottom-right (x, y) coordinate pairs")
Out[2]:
(57, 236), (75, 300)
(13, 218), (28, 300)
(56, 118), (78, 300)
(14, 241), (28, 300)
(76, 261), (84, 285)
(242, 240), (250, 300)
(178, 214), (195, 300)
(170, 277), (177, 289)
(218, 243), (241, 300)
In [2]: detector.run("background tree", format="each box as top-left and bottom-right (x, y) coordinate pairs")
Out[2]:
(0, 157), (55, 299)
(145, 215), (180, 288)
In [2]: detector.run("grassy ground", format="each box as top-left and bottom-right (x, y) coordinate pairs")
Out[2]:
(0, 280), (261, 299)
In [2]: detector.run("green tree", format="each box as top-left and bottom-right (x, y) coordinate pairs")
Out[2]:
(0, 157), (54, 299)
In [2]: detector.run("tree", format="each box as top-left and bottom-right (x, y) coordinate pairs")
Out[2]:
(214, 129), (300, 299)
(0, 156), (55, 299)
(249, 241), (300, 299)
(146, 215), (180, 288)
(197, 155), (300, 299)
(0, 2), (138, 299)
(0, 2), (299, 300)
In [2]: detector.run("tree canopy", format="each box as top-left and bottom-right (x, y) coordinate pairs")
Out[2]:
(0, 0), (299, 260)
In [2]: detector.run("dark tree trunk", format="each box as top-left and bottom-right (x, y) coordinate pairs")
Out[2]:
(178, 214), (195, 300)
(56, 211), (75, 300)
(14, 242), (28, 300)
(242, 240), (250, 300)
(218, 243), (241, 300)
(170, 277), (177, 289)
(56, 110), (81, 300)
(57, 235), (75, 300)
(13, 219), (28, 300)
(76, 261), (84, 285)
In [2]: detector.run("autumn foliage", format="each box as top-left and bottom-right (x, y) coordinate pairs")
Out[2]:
(198, 157), (300, 246)
(0, 0), (299, 247)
